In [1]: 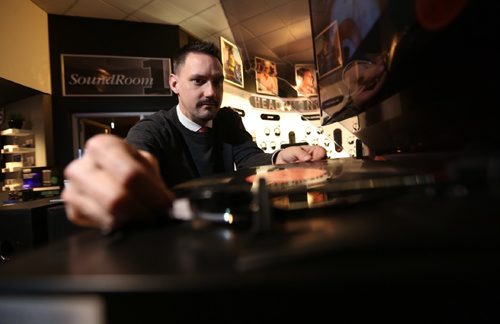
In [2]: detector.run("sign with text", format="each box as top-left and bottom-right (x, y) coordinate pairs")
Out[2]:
(61, 54), (172, 96)
(249, 95), (320, 114)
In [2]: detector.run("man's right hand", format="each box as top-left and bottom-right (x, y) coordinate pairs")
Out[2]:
(62, 134), (175, 232)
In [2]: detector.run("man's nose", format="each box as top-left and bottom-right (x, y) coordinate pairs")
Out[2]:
(204, 81), (217, 97)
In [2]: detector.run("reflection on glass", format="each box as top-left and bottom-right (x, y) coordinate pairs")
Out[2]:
(72, 112), (152, 159)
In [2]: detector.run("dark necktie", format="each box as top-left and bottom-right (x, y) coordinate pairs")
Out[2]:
(197, 127), (209, 133)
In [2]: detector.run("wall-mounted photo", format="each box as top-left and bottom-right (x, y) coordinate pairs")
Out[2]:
(220, 37), (244, 88)
(295, 64), (318, 97)
(255, 56), (278, 96)
(314, 20), (343, 79)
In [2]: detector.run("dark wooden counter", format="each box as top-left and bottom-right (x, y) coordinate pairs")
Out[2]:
(1, 155), (500, 323)
(0, 198), (84, 261)
(0, 187), (499, 323)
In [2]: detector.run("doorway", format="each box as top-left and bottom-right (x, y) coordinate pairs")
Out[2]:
(72, 112), (154, 159)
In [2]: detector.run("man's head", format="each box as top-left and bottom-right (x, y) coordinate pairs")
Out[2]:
(172, 40), (222, 74)
(170, 41), (224, 126)
(304, 69), (314, 86)
(297, 68), (314, 87)
(263, 60), (272, 74)
(225, 42), (234, 58)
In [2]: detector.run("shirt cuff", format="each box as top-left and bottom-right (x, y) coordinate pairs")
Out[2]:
(271, 149), (282, 165)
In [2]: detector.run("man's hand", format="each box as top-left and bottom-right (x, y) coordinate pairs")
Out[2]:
(62, 134), (175, 232)
(275, 145), (327, 164)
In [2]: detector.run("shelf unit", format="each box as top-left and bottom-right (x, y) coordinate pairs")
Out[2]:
(1, 128), (36, 192)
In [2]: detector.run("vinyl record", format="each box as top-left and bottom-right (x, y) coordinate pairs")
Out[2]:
(172, 159), (436, 224)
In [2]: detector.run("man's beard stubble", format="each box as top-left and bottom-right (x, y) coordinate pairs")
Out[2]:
(196, 97), (220, 122)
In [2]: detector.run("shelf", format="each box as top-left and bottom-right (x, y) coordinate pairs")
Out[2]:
(1, 185), (61, 193)
(1, 147), (35, 154)
(2, 167), (23, 173)
(32, 186), (60, 192)
(2, 183), (22, 191)
(1, 128), (33, 136)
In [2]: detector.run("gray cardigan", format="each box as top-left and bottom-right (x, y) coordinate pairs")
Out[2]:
(126, 106), (272, 187)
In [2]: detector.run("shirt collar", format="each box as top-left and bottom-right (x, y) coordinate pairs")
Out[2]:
(176, 105), (212, 132)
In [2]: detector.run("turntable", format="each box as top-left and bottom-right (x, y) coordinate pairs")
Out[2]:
(167, 152), (500, 272)
(171, 157), (437, 228)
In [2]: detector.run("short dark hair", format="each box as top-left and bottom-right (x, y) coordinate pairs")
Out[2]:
(173, 40), (221, 74)
(296, 67), (312, 78)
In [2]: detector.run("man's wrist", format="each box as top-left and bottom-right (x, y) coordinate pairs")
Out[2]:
(271, 149), (282, 165)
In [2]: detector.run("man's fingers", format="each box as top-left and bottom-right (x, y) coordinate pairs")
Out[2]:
(310, 146), (327, 160)
(62, 184), (115, 230)
(86, 135), (174, 211)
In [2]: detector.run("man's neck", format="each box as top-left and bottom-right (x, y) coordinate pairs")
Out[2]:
(176, 105), (212, 131)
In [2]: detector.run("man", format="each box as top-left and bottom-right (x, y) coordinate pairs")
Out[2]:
(256, 59), (278, 95)
(223, 43), (242, 85)
(296, 67), (317, 97)
(62, 41), (326, 231)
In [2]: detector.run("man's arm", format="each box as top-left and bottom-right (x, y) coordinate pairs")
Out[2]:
(62, 134), (175, 232)
(219, 108), (327, 168)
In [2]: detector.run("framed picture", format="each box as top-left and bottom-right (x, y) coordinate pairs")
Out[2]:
(314, 20), (343, 79)
(254, 56), (279, 96)
(295, 64), (318, 97)
(220, 37), (244, 88)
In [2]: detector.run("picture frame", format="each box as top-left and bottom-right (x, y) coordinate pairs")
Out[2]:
(220, 36), (244, 88)
(314, 20), (343, 79)
(254, 56), (279, 96)
(295, 64), (318, 97)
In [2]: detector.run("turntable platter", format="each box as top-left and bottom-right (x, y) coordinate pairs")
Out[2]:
(172, 158), (436, 224)
(245, 167), (328, 188)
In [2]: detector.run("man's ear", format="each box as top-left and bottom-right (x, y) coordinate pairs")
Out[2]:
(169, 74), (178, 94)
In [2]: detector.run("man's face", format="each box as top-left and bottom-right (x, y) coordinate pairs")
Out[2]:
(264, 61), (272, 74)
(170, 52), (224, 125)
(303, 70), (314, 86)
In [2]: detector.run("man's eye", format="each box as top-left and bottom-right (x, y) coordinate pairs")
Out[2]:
(214, 77), (225, 87)
(193, 79), (204, 85)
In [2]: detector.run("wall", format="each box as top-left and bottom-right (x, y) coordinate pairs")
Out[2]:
(48, 15), (182, 177)
(222, 82), (356, 159)
(0, 0), (51, 94)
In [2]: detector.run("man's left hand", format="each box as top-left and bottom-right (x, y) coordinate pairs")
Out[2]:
(275, 145), (327, 164)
